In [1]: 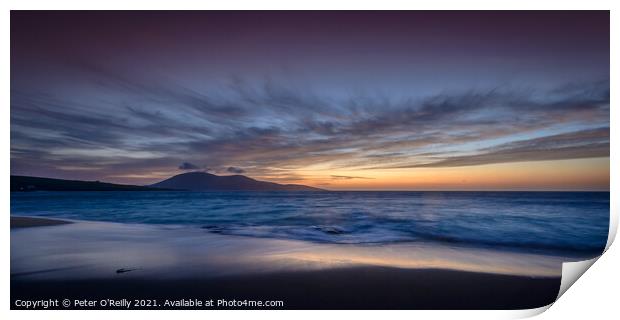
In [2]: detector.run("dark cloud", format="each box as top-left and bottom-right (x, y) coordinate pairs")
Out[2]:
(178, 162), (200, 170)
(226, 167), (246, 174)
(331, 175), (374, 180)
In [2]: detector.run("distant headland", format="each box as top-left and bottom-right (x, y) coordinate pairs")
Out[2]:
(11, 172), (324, 192)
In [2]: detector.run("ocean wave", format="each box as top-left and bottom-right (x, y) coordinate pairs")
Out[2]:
(11, 191), (609, 256)
(199, 222), (607, 255)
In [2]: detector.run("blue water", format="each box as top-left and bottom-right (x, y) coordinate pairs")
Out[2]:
(10, 191), (609, 255)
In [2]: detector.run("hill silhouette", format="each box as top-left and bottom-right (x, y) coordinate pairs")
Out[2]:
(150, 171), (323, 191)
(11, 175), (171, 192)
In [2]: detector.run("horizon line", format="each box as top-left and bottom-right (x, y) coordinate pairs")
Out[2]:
(10, 173), (609, 193)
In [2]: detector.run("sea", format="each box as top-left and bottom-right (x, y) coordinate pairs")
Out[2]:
(10, 191), (609, 257)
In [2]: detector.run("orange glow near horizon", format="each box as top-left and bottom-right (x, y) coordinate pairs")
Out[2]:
(105, 157), (609, 191)
(261, 157), (610, 191)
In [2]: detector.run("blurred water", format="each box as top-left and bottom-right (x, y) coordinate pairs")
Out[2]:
(10, 191), (609, 255)
(10, 220), (570, 279)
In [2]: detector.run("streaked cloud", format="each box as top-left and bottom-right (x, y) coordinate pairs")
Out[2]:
(10, 11), (609, 189)
(10, 77), (609, 185)
(375, 128), (609, 169)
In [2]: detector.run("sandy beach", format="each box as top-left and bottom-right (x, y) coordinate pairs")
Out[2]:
(9, 216), (569, 309)
(12, 266), (560, 310)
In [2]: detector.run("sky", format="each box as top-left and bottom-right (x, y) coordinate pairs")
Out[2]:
(11, 11), (610, 190)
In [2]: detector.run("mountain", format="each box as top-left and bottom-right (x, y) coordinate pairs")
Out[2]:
(150, 171), (324, 191)
(11, 173), (324, 192)
(11, 175), (172, 192)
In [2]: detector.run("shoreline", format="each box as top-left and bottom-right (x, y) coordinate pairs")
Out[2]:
(10, 214), (602, 258)
(11, 215), (567, 309)
(10, 216), (573, 278)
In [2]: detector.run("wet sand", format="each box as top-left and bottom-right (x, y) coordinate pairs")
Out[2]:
(11, 266), (560, 309)
(10, 217), (565, 309)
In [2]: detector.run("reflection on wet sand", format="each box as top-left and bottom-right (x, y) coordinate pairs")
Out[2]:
(11, 218), (574, 280)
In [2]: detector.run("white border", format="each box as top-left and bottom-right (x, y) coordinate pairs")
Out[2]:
(2, 1), (617, 320)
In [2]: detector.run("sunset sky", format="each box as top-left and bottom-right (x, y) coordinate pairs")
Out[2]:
(11, 11), (609, 191)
